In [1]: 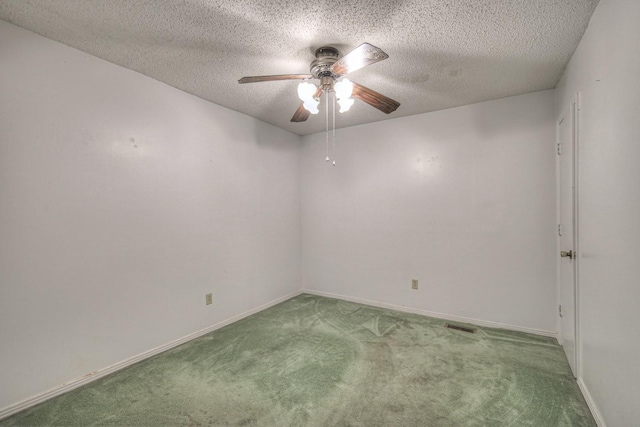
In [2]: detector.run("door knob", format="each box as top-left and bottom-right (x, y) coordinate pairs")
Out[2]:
(560, 250), (573, 259)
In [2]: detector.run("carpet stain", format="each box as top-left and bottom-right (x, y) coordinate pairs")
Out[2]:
(1, 294), (596, 426)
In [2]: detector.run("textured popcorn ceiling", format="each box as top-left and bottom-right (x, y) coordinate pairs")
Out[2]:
(0, 0), (599, 136)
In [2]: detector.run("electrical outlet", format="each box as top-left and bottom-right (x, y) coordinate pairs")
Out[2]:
(205, 293), (213, 305)
(412, 279), (419, 290)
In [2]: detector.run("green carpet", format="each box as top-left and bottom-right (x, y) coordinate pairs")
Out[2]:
(2, 294), (595, 426)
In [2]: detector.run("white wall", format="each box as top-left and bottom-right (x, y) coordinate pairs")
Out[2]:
(555, 0), (640, 425)
(0, 20), (301, 411)
(301, 90), (557, 333)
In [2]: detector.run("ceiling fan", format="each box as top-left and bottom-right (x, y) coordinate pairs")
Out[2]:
(238, 43), (400, 122)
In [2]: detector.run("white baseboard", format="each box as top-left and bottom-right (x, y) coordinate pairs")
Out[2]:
(0, 290), (302, 421)
(577, 378), (606, 427)
(302, 289), (557, 338)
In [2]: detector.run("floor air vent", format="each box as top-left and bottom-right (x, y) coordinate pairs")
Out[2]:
(445, 323), (477, 334)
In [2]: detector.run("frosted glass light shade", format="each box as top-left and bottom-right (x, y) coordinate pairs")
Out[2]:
(335, 79), (354, 112)
(337, 98), (354, 113)
(298, 82), (317, 102)
(334, 79), (353, 100)
(298, 82), (320, 114)
(303, 99), (320, 114)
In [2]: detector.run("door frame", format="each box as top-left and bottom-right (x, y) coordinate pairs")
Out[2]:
(556, 93), (581, 377)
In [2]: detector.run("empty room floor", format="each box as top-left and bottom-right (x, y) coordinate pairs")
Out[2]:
(1, 294), (595, 426)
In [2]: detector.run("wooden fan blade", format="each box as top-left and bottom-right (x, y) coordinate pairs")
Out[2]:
(291, 104), (311, 122)
(291, 87), (323, 123)
(351, 82), (400, 114)
(238, 74), (313, 84)
(331, 43), (389, 75)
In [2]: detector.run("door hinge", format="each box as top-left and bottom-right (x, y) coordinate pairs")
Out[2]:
(558, 224), (563, 236)
(559, 305), (563, 317)
(557, 143), (562, 155)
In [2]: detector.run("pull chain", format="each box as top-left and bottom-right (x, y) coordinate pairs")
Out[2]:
(325, 90), (330, 162)
(332, 91), (336, 166)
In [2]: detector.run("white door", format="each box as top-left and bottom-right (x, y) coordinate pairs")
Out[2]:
(558, 100), (577, 377)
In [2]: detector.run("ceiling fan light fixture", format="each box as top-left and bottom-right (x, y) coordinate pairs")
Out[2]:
(303, 99), (320, 114)
(334, 78), (353, 100)
(337, 97), (354, 113)
(297, 82), (317, 102)
(335, 78), (354, 113)
(298, 81), (320, 114)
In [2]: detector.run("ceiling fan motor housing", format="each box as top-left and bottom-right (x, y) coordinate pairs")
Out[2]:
(310, 46), (341, 80)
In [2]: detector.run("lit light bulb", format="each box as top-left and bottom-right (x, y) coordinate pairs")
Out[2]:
(334, 79), (353, 100)
(334, 78), (354, 113)
(337, 98), (354, 113)
(303, 99), (319, 114)
(297, 82), (317, 102)
(298, 82), (320, 114)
